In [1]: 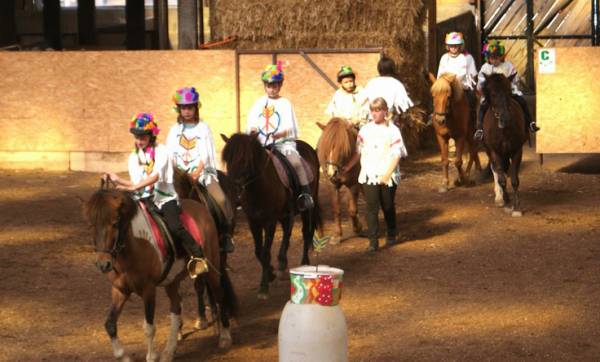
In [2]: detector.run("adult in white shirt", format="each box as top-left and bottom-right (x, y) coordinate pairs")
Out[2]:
(361, 57), (414, 126)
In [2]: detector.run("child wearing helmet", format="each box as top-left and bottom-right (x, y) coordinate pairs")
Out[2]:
(325, 65), (367, 128)
(437, 32), (478, 112)
(104, 113), (209, 277)
(166, 86), (235, 253)
(361, 56), (413, 127)
(474, 40), (539, 141)
(246, 62), (314, 211)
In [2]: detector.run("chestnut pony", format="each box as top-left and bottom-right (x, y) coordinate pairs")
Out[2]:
(85, 181), (237, 361)
(429, 72), (482, 192)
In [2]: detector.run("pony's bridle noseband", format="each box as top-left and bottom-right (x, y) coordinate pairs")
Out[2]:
(93, 217), (126, 258)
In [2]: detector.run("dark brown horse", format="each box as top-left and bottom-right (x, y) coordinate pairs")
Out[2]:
(85, 182), (237, 360)
(429, 72), (482, 192)
(221, 133), (321, 299)
(482, 73), (528, 216)
(316, 118), (362, 243)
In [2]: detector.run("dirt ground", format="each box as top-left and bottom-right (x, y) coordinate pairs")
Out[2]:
(1, 148), (599, 361)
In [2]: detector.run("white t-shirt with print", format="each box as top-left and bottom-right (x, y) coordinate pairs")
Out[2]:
(437, 52), (478, 90)
(361, 76), (414, 115)
(247, 95), (299, 154)
(166, 121), (219, 185)
(357, 121), (407, 186)
(325, 86), (367, 123)
(128, 144), (177, 208)
(477, 60), (523, 97)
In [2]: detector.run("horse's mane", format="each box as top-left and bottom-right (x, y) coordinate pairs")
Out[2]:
(85, 189), (137, 227)
(317, 118), (356, 163)
(222, 133), (264, 173)
(483, 73), (511, 99)
(431, 72), (464, 102)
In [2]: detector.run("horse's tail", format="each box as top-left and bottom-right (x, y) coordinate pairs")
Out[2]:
(220, 265), (238, 318)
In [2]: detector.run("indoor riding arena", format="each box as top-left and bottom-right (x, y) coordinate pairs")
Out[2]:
(1, 0), (599, 361)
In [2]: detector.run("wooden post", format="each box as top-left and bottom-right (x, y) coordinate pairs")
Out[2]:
(155, 0), (170, 49)
(126, 0), (146, 50)
(526, 0), (535, 91)
(178, 0), (198, 49)
(77, 0), (96, 46)
(43, 0), (62, 49)
(593, 0), (600, 46)
(0, 0), (16, 47)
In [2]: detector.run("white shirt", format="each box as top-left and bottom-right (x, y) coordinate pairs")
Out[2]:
(357, 121), (407, 186)
(437, 52), (478, 90)
(166, 121), (219, 185)
(247, 96), (299, 150)
(325, 86), (367, 124)
(477, 61), (523, 97)
(361, 76), (414, 115)
(128, 144), (177, 208)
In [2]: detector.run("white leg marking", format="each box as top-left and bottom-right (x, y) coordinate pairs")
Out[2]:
(218, 326), (232, 349)
(491, 165), (504, 206)
(111, 338), (125, 359)
(144, 320), (158, 362)
(160, 313), (181, 362)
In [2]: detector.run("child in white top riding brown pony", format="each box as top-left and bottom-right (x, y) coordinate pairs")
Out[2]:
(437, 32), (478, 116)
(474, 40), (539, 141)
(246, 62), (314, 211)
(166, 87), (235, 253)
(325, 65), (367, 128)
(103, 113), (209, 277)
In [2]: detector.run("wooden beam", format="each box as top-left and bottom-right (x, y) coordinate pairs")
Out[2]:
(428, 0), (437, 74)
(126, 0), (146, 50)
(77, 0), (96, 46)
(178, 0), (198, 49)
(43, 0), (62, 49)
(0, 0), (16, 47)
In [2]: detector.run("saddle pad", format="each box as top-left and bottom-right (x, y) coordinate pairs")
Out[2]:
(270, 153), (314, 191)
(131, 202), (168, 261)
(180, 211), (204, 247)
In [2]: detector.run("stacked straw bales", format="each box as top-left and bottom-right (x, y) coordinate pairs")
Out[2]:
(210, 0), (428, 147)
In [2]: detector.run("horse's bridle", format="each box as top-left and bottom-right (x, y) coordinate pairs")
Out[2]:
(93, 216), (127, 258)
(231, 154), (273, 200)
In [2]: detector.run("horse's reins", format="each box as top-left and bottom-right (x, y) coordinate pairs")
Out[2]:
(233, 153), (273, 197)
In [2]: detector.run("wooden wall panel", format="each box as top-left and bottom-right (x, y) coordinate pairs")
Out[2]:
(536, 47), (600, 153)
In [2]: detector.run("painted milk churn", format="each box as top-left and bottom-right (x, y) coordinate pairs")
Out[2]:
(278, 265), (347, 362)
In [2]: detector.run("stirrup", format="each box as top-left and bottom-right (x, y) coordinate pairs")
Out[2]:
(529, 122), (540, 132)
(474, 129), (484, 141)
(297, 193), (314, 211)
(187, 257), (209, 279)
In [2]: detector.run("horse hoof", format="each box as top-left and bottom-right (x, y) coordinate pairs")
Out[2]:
(353, 225), (363, 235)
(503, 206), (513, 214)
(512, 210), (523, 217)
(159, 351), (174, 362)
(257, 292), (269, 300)
(453, 179), (463, 187)
(120, 356), (132, 362)
(495, 200), (504, 207)
(330, 236), (341, 245)
(438, 186), (448, 193)
(275, 269), (288, 281)
(195, 318), (209, 330)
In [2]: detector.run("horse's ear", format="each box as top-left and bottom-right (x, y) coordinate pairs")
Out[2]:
(220, 133), (229, 143)
(428, 72), (437, 84)
(316, 121), (326, 130)
(507, 72), (516, 82)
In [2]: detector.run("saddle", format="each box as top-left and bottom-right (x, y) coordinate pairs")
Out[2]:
(130, 200), (204, 283)
(266, 147), (314, 197)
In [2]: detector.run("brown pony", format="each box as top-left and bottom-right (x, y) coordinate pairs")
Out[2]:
(482, 73), (528, 216)
(85, 182), (237, 361)
(316, 118), (362, 243)
(429, 72), (482, 192)
(221, 133), (321, 299)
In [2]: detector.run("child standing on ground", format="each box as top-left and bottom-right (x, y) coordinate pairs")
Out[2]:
(104, 113), (208, 277)
(325, 65), (367, 128)
(342, 98), (407, 252)
(166, 87), (235, 253)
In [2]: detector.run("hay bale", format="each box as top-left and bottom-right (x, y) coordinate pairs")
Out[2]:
(211, 0), (428, 148)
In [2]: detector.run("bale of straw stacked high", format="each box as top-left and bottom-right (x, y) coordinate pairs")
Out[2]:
(210, 0), (428, 147)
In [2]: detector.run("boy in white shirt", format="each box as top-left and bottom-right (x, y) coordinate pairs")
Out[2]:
(325, 65), (366, 128)
(104, 113), (208, 277)
(247, 62), (314, 211)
